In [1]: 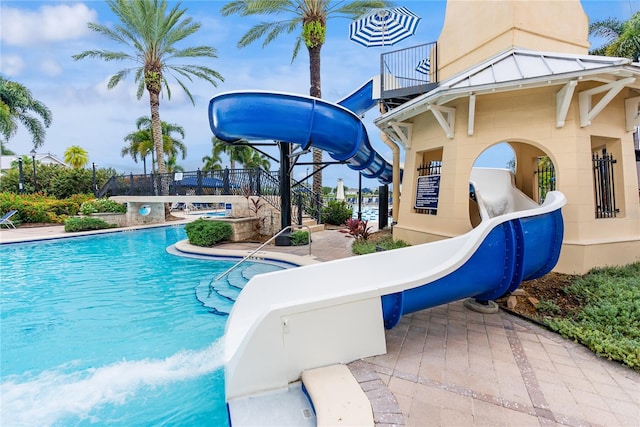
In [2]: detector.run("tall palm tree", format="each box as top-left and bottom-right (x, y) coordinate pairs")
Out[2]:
(64, 145), (89, 169)
(220, 0), (388, 196)
(73, 0), (223, 190)
(590, 12), (640, 60)
(243, 150), (271, 170)
(202, 147), (224, 172)
(121, 116), (186, 174)
(212, 136), (250, 170)
(0, 76), (52, 149)
(166, 155), (184, 173)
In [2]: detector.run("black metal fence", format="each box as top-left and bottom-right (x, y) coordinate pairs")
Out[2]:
(592, 149), (618, 218)
(536, 159), (556, 204)
(97, 168), (324, 222)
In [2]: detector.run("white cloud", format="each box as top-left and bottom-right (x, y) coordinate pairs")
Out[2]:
(0, 3), (97, 46)
(39, 59), (63, 76)
(0, 54), (25, 76)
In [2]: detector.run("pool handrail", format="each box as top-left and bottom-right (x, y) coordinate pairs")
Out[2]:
(213, 225), (312, 282)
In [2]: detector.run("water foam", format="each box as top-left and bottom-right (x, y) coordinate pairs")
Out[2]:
(1, 339), (224, 426)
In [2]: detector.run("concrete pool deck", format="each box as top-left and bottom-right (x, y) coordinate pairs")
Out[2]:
(1, 222), (638, 426)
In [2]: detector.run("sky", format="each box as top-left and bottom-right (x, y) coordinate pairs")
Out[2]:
(1, 0), (639, 190)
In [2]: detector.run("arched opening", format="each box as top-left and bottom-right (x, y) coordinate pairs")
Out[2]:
(468, 141), (555, 227)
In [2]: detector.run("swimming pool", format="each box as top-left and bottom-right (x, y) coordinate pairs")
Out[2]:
(0, 226), (282, 426)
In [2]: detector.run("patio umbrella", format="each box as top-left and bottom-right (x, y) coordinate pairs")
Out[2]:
(349, 7), (421, 48)
(416, 58), (430, 75)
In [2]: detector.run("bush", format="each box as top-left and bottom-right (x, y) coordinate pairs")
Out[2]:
(64, 216), (115, 232)
(544, 262), (640, 370)
(185, 219), (233, 247)
(0, 192), (93, 224)
(321, 200), (352, 225)
(345, 218), (372, 240)
(80, 199), (127, 215)
(352, 236), (410, 255)
(290, 230), (310, 246)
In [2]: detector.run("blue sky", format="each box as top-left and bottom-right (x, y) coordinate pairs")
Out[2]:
(1, 0), (639, 190)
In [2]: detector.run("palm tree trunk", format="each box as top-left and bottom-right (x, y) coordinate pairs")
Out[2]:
(149, 90), (168, 197)
(309, 44), (323, 198)
(149, 91), (167, 175)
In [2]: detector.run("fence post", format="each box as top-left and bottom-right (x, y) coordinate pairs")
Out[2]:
(255, 168), (262, 196)
(130, 172), (134, 195)
(297, 193), (303, 226)
(223, 167), (230, 195)
(197, 169), (203, 195)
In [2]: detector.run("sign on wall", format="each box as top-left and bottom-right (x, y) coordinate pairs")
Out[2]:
(415, 175), (441, 210)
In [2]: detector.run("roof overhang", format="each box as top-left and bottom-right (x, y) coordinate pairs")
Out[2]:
(376, 48), (640, 145)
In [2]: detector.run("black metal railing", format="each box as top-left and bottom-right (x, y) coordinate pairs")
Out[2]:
(592, 149), (618, 218)
(97, 167), (325, 223)
(380, 41), (438, 106)
(536, 159), (556, 204)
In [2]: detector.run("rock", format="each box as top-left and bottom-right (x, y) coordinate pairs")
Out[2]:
(527, 297), (539, 306)
(507, 295), (518, 309)
(511, 289), (527, 296)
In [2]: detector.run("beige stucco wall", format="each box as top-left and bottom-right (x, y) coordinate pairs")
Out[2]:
(437, 0), (589, 80)
(393, 84), (640, 274)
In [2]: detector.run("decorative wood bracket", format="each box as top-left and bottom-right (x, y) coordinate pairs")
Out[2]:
(624, 96), (640, 131)
(387, 121), (413, 149)
(556, 80), (577, 128)
(579, 77), (635, 127)
(428, 105), (456, 139)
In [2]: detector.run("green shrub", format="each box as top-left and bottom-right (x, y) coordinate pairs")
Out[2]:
(0, 192), (93, 224)
(64, 216), (115, 232)
(351, 236), (410, 255)
(290, 230), (310, 246)
(321, 200), (352, 225)
(536, 299), (562, 316)
(80, 199), (127, 215)
(351, 239), (376, 255)
(185, 219), (233, 247)
(544, 262), (640, 370)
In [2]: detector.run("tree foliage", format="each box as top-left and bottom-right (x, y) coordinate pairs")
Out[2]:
(0, 75), (52, 149)
(590, 12), (640, 60)
(73, 0), (223, 181)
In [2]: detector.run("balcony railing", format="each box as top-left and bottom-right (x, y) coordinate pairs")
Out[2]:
(380, 41), (438, 109)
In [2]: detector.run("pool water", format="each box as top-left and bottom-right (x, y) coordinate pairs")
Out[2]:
(0, 226), (282, 426)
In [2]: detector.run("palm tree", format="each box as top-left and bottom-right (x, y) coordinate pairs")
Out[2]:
(243, 150), (271, 170)
(202, 148), (224, 172)
(64, 145), (89, 169)
(590, 12), (640, 60)
(166, 155), (184, 173)
(122, 128), (155, 174)
(0, 76), (52, 149)
(220, 0), (388, 196)
(212, 136), (250, 170)
(73, 0), (223, 190)
(121, 116), (186, 174)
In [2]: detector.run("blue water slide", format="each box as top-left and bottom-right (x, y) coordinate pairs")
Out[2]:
(208, 81), (393, 183)
(380, 206), (564, 328)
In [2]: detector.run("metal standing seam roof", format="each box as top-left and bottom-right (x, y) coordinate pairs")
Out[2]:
(376, 47), (637, 127)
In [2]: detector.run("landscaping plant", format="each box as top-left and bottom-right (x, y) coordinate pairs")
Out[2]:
(185, 219), (233, 247)
(290, 230), (310, 246)
(321, 200), (352, 225)
(64, 216), (115, 232)
(542, 262), (640, 370)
